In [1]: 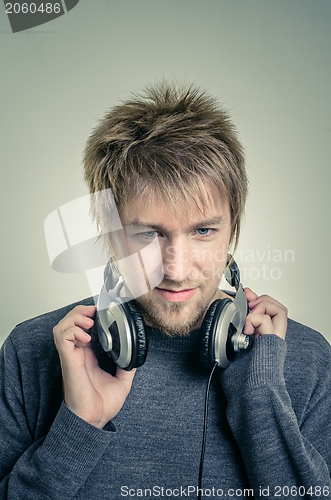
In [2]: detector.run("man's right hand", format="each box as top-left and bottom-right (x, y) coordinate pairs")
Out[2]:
(53, 305), (135, 429)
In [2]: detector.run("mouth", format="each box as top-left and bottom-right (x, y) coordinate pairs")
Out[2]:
(155, 287), (198, 303)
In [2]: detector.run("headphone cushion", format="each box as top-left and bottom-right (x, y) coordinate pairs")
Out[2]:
(199, 298), (232, 369)
(123, 300), (148, 369)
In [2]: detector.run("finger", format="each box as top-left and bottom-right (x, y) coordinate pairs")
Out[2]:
(53, 313), (94, 335)
(248, 300), (287, 337)
(248, 300), (284, 318)
(244, 313), (275, 336)
(54, 327), (93, 373)
(54, 326), (91, 350)
(245, 308), (287, 339)
(248, 294), (285, 310)
(244, 287), (259, 303)
(71, 305), (96, 317)
(57, 305), (96, 329)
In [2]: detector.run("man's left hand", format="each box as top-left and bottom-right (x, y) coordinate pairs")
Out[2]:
(244, 288), (287, 341)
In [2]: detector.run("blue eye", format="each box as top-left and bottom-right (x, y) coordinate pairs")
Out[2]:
(197, 228), (212, 236)
(142, 231), (157, 238)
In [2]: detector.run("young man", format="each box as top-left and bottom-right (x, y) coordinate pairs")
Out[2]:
(1, 84), (330, 499)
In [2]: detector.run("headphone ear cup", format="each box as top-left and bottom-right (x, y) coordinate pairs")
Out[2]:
(122, 301), (148, 369)
(199, 298), (232, 369)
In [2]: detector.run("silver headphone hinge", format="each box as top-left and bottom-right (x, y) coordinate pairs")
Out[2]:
(232, 331), (251, 352)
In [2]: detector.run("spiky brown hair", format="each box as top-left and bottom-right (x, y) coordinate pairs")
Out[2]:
(84, 82), (248, 251)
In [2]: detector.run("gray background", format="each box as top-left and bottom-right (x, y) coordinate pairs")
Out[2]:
(1, 0), (330, 344)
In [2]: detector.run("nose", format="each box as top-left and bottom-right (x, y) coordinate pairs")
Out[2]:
(162, 237), (194, 282)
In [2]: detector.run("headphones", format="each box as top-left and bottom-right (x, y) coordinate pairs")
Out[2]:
(96, 257), (252, 371)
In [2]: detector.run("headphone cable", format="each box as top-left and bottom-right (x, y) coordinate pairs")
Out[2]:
(198, 361), (218, 500)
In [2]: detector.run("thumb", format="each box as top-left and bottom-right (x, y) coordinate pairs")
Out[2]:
(115, 367), (136, 391)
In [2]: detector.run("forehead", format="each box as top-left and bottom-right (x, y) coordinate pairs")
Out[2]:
(121, 182), (230, 230)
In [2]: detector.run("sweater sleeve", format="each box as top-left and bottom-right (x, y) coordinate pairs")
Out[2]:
(220, 334), (331, 500)
(0, 336), (114, 500)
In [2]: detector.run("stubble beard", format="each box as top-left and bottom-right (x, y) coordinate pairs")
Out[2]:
(133, 284), (219, 337)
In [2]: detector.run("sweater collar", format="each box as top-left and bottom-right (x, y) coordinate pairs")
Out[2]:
(146, 326), (201, 353)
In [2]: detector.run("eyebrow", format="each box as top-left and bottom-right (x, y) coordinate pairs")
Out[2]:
(126, 216), (225, 233)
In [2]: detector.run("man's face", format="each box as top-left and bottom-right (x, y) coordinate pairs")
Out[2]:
(119, 185), (232, 336)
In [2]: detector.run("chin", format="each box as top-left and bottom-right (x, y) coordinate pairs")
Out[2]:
(134, 296), (207, 337)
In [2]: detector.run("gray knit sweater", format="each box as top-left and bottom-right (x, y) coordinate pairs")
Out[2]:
(0, 297), (331, 499)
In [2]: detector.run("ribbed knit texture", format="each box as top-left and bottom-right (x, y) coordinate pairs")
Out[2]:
(1, 297), (331, 499)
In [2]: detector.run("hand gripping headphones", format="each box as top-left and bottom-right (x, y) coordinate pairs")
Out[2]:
(96, 258), (253, 371)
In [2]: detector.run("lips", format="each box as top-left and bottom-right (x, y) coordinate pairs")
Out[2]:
(155, 287), (197, 302)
